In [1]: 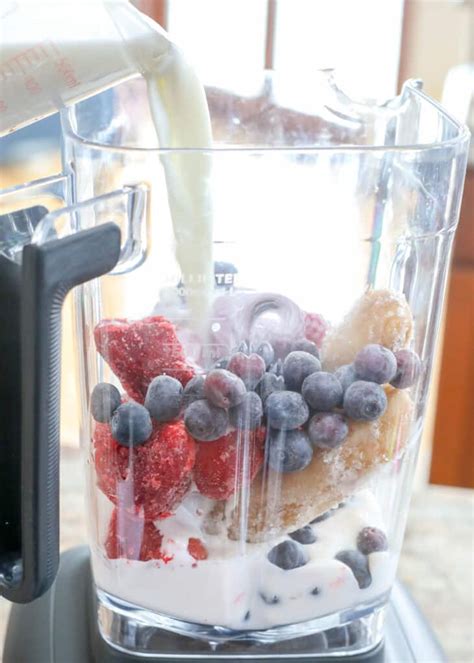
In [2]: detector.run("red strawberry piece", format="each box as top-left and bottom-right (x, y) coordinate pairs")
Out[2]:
(93, 421), (196, 519)
(187, 538), (208, 560)
(105, 508), (165, 561)
(193, 428), (265, 500)
(304, 312), (328, 348)
(227, 352), (265, 389)
(94, 316), (195, 402)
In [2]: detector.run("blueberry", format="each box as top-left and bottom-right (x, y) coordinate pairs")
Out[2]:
(145, 375), (183, 422)
(204, 369), (246, 409)
(302, 372), (343, 411)
(291, 338), (320, 358)
(254, 341), (275, 369)
(283, 351), (321, 391)
(267, 540), (308, 570)
(213, 357), (229, 370)
(334, 364), (357, 393)
(184, 399), (228, 441)
(267, 428), (313, 473)
(228, 352), (266, 390)
(310, 510), (332, 524)
(354, 344), (397, 384)
(229, 391), (263, 430)
(335, 550), (372, 589)
(90, 382), (121, 423)
(269, 359), (284, 377)
(308, 412), (349, 449)
(390, 349), (421, 389)
(343, 381), (387, 421)
(182, 375), (205, 408)
(266, 391), (309, 430)
(237, 340), (250, 354)
(259, 591), (280, 605)
(357, 527), (388, 554)
(111, 402), (152, 447)
(289, 525), (316, 544)
(256, 373), (285, 404)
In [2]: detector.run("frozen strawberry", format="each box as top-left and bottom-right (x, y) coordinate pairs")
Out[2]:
(94, 316), (195, 402)
(193, 428), (265, 500)
(133, 422), (196, 520)
(304, 312), (328, 348)
(187, 537), (208, 560)
(105, 508), (165, 561)
(93, 421), (196, 519)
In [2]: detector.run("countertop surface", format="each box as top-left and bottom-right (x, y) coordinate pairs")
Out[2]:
(1, 447), (473, 662)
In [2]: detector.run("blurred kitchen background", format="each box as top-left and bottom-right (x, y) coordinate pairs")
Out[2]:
(1, 0), (471, 489)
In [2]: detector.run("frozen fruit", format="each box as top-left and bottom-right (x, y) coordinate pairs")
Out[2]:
(213, 357), (229, 370)
(93, 422), (129, 503)
(343, 381), (387, 421)
(304, 312), (328, 348)
(228, 352), (266, 390)
(269, 359), (284, 377)
(187, 538), (208, 560)
(289, 525), (316, 544)
(267, 540), (308, 570)
(266, 391), (309, 430)
(133, 422), (196, 520)
(105, 508), (164, 561)
(90, 382), (121, 423)
(204, 369), (246, 409)
(184, 399), (229, 441)
(182, 375), (206, 408)
(335, 550), (372, 589)
(308, 412), (349, 449)
(334, 364), (357, 393)
(111, 402), (153, 447)
(94, 316), (194, 402)
(267, 428), (313, 473)
(357, 527), (388, 554)
(229, 392), (263, 430)
(310, 510), (332, 524)
(391, 349), (421, 389)
(354, 344), (397, 384)
(94, 421), (196, 519)
(291, 338), (319, 358)
(256, 373), (285, 404)
(237, 340), (250, 354)
(145, 375), (183, 422)
(302, 372), (343, 411)
(255, 341), (275, 369)
(193, 429), (265, 500)
(283, 351), (321, 392)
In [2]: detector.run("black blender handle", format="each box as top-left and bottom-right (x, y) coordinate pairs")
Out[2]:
(0, 222), (121, 603)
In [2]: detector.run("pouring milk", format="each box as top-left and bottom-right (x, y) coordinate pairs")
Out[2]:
(0, 0), (214, 330)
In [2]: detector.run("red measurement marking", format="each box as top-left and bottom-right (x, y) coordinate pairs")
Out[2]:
(55, 57), (79, 89)
(24, 76), (41, 95)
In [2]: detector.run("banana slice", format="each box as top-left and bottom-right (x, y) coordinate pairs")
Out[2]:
(322, 289), (413, 372)
(228, 388), (413, 542)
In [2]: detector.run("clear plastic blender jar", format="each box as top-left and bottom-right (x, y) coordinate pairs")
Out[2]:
(49, 72), (468, 655)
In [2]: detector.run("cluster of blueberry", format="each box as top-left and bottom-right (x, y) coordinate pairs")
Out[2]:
(266, 507), (388, 591)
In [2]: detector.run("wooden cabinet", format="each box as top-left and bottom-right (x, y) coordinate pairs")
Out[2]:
(430, 168), (474, 488)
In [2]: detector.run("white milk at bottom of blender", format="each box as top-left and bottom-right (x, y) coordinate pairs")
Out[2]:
(92, 489), (396, 630)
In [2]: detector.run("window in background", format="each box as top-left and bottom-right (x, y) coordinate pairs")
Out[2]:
(162, 0), (404, 100)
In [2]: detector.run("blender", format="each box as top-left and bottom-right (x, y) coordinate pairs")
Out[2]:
(0, 3), (470, 661)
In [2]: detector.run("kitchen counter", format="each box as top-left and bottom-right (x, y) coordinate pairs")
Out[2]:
(1, 447), (473, 662)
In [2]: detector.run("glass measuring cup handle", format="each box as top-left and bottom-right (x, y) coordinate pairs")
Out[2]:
(0, 222), (121, 603)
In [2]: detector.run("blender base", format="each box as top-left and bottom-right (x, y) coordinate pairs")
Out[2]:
(3, 546), (446, 663)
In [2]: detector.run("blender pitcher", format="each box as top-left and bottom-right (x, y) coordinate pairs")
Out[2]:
(1, 68), (470, 662)
(60, 72), (469, 656)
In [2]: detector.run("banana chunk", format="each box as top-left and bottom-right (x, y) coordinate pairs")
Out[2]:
(228, 388), (413, 542)
(322, 289), (413, 372)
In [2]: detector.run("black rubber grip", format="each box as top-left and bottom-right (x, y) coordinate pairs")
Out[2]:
(0, 222), (121, 603)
